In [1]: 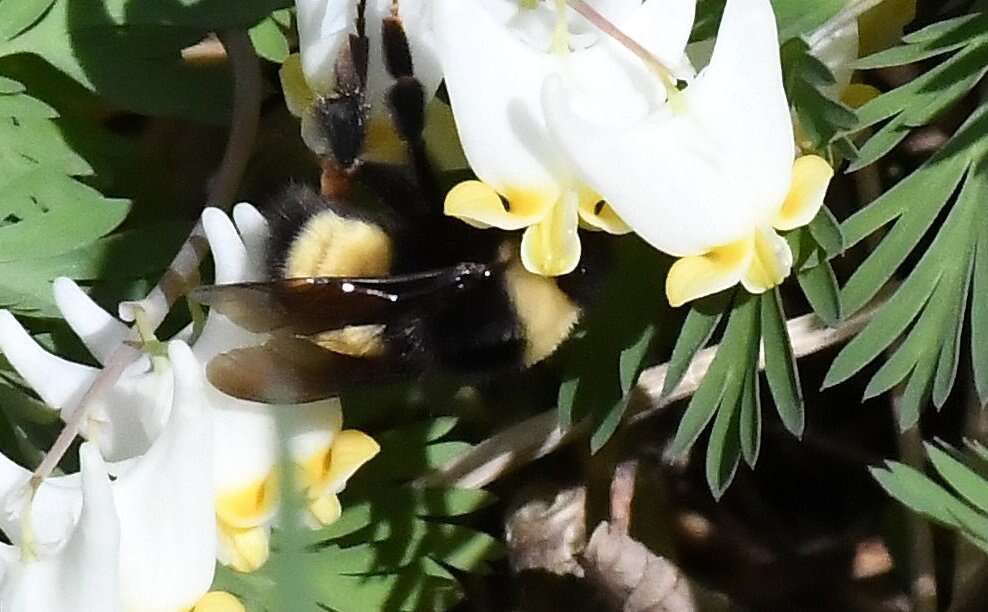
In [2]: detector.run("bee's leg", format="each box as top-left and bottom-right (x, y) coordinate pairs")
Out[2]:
(314, 1), (370, 197)
(380, 13), (440, 210)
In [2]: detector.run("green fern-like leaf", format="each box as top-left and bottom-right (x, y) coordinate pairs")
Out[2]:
(849, 12), (988, 170)
(872, 442), (988, 554)
(827, 110), (988, 421)
(214, 420), (503, 612)
(556, 237), (666, 452)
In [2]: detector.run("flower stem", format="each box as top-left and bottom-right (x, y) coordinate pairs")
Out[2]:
(808, 0), (891, 51)
(564, 0), (676, 91)
(29, 29), (262, 488)
(551, 0), (570, 54)
(417, 287), (892, 489)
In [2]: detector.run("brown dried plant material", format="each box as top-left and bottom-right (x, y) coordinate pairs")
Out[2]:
(505, 486), (587, 577)
(582, 521), (696, 612)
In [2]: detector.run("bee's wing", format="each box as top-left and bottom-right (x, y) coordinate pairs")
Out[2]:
(189, 262), (494, 335)
(206, 336), (412, 404)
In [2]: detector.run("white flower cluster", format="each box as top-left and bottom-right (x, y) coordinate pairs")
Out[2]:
(0, 205), (379, 611)
(291, 0), (842, 305)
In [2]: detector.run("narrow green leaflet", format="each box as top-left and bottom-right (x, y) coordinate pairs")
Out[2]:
(788, 218), (844, 326)
(669, 288), (809, 496)
(692, 0), (844, 42)
(849, 13), (988, 170)
(782, 37), (859, 150)
(555, 238), (666, 452)
(668, 293), (759, 496)
(872, 442), (988, 554)
(661, 291), (730, 398)
(216, 420), (502, 612)
(761, 289), (804, 437)
(827, 106), (988, 417)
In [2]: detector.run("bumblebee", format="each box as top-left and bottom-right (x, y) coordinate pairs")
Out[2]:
(192, 2), (610, 403)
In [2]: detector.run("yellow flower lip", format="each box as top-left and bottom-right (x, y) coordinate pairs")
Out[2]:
(191, 591), (247, 612)
(215, 474), (279, 529)
(665, 155), (833, 306)
(445, 180), (556, 230)
(445, 180), (630, 277)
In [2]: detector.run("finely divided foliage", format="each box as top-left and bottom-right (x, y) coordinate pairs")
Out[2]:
(1, 0), (988, 608)
(825, 13), (988, 430)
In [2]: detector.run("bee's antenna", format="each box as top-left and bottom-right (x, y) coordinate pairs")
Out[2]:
(356, 0), (368, 39)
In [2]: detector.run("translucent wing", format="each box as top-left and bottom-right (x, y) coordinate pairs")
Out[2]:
(189, 262), (494, 335)
(206, 336), (413, 403)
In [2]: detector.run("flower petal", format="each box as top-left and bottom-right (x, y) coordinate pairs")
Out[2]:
(0, 444), (121, 612)
(0, 311), (171, 461)
(842, 83), (881, 109)
(614, 0), (696, 74)
(741, 228), (793, 294)
(812, 18), (858, 93)
(279, 53), (315, 118)
(774, 156), (834, 231)
(113, 341), (215, 612)
(543, 0), (794, 257)
(577, 194), (629, 234)
(445, 180), (554, 230)
(203, 207), (251, 285)
(192, 207), (267, 360)
(309, 493), (343, 526)
(215, 473), (279, 530)
(296, 0), (442, 115)
(520, 190), (582, 276)
(306, 429), (380, 501)
(858, 0), (916, 55)
(543, 75), (729, 256)
(232, 203), (270, 276)
(666, 237), (753, 307)
(216, 524), (270, 573)
(434, 0), (564, 198)
(0, 310), (98, 412)
(193, 591), (247, 612)
(53, 278), (129, 366)
(294, 0), (352, 95)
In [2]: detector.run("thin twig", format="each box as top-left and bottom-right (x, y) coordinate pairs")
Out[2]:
(417, 292), (889, 489)
(895, 402), (938, 612)
(609, 459), (639, 536)
(808, 0), (892, 50)
(30, 29), (262, 487)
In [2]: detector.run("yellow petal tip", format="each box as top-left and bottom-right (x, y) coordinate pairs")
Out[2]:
(774, 156), (833, 232)
(192, 591), (247, 612)
(665, 239), (753, 307)
(445, 182), (555, 230)
(279, 53), (315, 118)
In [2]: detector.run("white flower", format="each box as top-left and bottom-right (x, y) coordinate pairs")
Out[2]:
(286, 0), (445, 162)
(0, 341), (215, 612)
(542, 0), (834, 306)
(0, 444), (119, 612)
(434, 0), (694, 276)
(0, 204), (379, 575)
